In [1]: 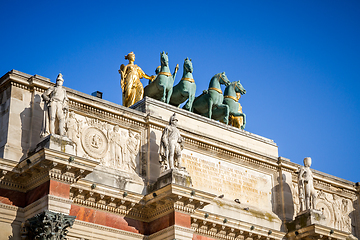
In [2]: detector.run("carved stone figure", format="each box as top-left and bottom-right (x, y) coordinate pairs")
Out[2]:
(22, 210), (75, 240)
(126, 130), (140, 172)
(159, 113), (183, 171)
(297, 157), (317, 211)
(119, 52), (155, 107)
(66, 111), (82, 154)
(111, 125), (124, 167)
(144, 51), (179, 103)
(42, 73), (69, 136)
(169, 57), (196, 111)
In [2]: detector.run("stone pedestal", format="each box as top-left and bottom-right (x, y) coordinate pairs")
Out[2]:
(151, 168), (192, 191)
(286, 209), (326, 232)
(35, 134), (75, 155)
(85, 165), (145, 194)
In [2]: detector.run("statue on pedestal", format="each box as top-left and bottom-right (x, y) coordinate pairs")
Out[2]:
(297, 157), (317, 211)
(119, 52), (155, 107)
(159, 113), (183, 172)
(42, 73), (69, 136)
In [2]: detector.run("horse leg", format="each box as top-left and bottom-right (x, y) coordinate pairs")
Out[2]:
(166, 87), (173, 104)
(241, 113), (246, 130)
(221, 104), (229, 124)
(207, 99), (213, 119)
(159, 85), (166, 102)
(183, 92), (193, 111)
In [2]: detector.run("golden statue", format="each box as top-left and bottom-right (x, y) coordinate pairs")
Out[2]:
(119, 52), (155, 107)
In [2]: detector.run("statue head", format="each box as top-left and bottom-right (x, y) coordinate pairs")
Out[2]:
(169, 113), (178, 127)
(114, 125), (120, 132)
(125, 52), (135, 62)
(56, 73), (64, 86)
(304, 157), (312, 167)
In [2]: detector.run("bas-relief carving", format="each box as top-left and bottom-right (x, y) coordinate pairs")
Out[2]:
(82, 127), (109, 159)
(317, 191), (354, 233)
(291, 179), (354, 233)
(65, 111), (82, 155)
(65, 113), (141, 174)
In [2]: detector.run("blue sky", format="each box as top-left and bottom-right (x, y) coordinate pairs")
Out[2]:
(1, 1), (359, 183)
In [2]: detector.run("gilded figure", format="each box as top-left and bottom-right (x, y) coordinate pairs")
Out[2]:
(119, 52), (155, 107)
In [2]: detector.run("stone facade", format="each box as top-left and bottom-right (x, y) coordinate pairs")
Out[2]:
(0, 69), (359, 240)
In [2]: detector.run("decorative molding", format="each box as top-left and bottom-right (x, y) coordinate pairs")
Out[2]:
(70, 183), (214, 223)
(191, 214), (285, 240)
(72, 219), (144, 238)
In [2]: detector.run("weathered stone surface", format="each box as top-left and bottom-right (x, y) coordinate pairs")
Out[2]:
(150, 168), (192, 191)
(35, 134), (75, 155)
(286, 209), (326, 232)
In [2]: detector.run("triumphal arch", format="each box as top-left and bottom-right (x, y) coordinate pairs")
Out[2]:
(0, 53), (359, 240)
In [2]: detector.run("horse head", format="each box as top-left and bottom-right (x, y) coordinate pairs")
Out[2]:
(234, 80), (246, 95)
(183, 57), (193, 73)
(219, 72), (230, 86)
(160, 51), (169, 67)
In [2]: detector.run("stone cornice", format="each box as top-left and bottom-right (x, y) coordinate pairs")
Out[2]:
(0, 148), (98, 192)
(286, 224), (352, 240)
(145, 225), (194, 239)
(71, 219), (144, 239)
(191, 210), (285, 240)
(70, 182), (216, 222)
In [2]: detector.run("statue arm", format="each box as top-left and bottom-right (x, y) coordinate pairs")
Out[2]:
(119, 64), (126, 91)
(42, 87), (54, 102)
(63, 90), (69, 110)
(160, 127), (169, 156)
(138, 66), (155, 82)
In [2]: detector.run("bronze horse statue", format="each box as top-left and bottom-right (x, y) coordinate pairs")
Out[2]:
(169, 58), (196, 111)
(191, 72), (231, 124)
(144, 52), (178, 103)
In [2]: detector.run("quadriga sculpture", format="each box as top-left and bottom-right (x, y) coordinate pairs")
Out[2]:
(144, 52), (179, 103)
(169, 58), (196, 111)
(191, 72), (231, 124)
(213, 80), (246, 129)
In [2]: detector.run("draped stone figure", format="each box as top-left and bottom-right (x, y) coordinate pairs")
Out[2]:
(126, 130), (140, 172)
(297, 157), (317, 211)
(119, 52), (155, 107)
(42, 73), (69, 136)
(159, 113), (183, 172)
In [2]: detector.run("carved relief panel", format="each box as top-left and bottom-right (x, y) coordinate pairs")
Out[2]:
(291, 181), (355, 234)
(65, 112), (141, 174)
